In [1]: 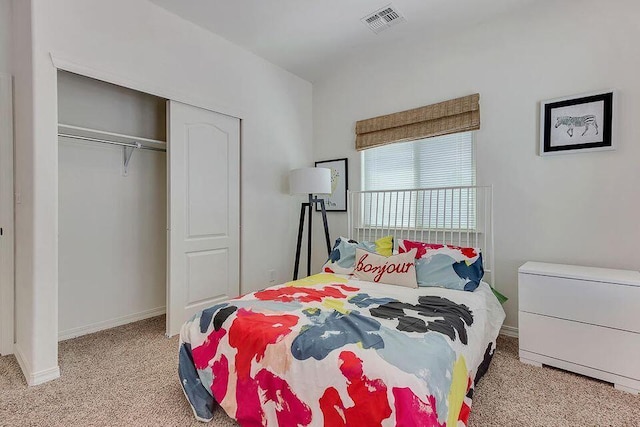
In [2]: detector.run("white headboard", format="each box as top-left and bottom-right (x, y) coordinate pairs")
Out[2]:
(347, 185), (494, 287)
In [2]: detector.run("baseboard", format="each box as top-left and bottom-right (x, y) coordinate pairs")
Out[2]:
(58, 306), (166, 341)
(13, 343), (31, 381)
(500, 325), (519, 338)
(14, 343), (61, 386)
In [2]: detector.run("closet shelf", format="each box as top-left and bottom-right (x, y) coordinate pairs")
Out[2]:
(57, 124), (167, 152)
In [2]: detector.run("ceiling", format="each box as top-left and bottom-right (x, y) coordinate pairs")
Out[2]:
(150, 0), (538, 82)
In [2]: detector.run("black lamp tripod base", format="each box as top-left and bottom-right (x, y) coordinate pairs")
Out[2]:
(293, 194), (331, 280)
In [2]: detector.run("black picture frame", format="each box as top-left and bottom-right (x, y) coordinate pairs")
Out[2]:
(314, 158), (348, 212)
(540, 90), (614, 156)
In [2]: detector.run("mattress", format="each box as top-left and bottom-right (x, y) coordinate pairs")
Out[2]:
(178, 273), (505, 426)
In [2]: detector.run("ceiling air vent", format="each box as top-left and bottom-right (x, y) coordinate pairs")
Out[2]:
(361, 4), (406, 34)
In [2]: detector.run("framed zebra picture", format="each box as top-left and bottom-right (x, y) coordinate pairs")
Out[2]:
(540, 90), (615, 156)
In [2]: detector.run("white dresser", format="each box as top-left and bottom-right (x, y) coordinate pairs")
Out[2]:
(518, 261), (640, 394)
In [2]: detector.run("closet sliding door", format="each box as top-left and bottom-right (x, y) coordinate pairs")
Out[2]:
(166, 101), (240, 337)
(0, 73), (14, 355)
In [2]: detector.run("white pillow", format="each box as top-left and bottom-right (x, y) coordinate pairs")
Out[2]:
(353, 248), (418, 289)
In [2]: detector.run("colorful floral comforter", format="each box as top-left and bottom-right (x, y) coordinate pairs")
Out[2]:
(179, 273), (505, 426)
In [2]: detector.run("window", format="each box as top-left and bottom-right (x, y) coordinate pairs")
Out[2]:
(360, 132), (476, 229)
(362, 131), (475, 191)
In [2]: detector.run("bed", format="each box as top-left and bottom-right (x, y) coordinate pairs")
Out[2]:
(179, 186), (506, 426)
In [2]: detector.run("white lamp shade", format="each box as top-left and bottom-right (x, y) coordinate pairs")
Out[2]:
(289, 167), (332, 195)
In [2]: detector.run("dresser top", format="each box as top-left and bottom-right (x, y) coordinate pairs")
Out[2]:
(519, 262), (640, 287)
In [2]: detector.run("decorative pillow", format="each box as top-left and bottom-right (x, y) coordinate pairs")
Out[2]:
(322, 236), (394, 275)
(398, 239), (484, 291)
(353, 248), (418, 288)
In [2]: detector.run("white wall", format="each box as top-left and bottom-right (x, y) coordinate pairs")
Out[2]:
(58, 71), (166, 141)
(58, 139), (166, 338)
(312, 0), (640, 330)
(12, 0), (312, 382)
(58, 72), (166, 339)
(0, 0), (10, 74)
(12, 0), (52, 383)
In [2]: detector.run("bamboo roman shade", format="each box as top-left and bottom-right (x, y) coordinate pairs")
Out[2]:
(355, 93), (480, 151)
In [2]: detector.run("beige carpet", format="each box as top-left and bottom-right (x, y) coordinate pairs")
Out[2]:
(1, 316), (638, 426)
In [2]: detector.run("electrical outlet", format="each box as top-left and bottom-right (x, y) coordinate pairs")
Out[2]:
(268, 269), (277, 284)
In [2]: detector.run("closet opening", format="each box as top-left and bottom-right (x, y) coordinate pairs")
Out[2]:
(57, 70), (168, 341)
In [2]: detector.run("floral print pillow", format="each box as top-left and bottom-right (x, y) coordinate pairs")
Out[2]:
(398, 239), (484, 291)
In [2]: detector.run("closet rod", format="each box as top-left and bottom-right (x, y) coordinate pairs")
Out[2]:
(58, 133), (167, 152)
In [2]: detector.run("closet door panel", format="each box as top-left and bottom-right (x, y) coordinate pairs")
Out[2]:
(0, 73), (14, 355)
(167, 101), (240, 337)
(186, 249), (228, 305)
(186, 124), (228, 238)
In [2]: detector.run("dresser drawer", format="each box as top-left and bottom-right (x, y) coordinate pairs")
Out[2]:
(519, 272), (640, 333)
(519, 312), (640, 380)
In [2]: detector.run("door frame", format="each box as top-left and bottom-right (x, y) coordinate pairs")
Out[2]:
(50, 54), (246, 121)
(49, 54), (244, 338)
(0, 73), (15, 355)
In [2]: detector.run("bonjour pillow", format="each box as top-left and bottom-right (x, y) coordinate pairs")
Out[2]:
(353, 248), (418, 288)
(322, 235), (394, 275)
(398, 239), (484, 291)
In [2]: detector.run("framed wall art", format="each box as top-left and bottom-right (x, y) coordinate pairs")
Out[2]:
(540, 90), (614, 156)
(315, 158), (348, 212)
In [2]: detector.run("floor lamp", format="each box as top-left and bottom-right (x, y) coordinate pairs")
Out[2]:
(289, 167), (332, 280)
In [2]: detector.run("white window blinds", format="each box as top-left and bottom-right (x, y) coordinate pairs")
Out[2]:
(361, 131), (476, 230)
(362, 131), (475, 191)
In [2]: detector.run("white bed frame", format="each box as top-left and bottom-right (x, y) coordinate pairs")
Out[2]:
(347, 185), (494, 287)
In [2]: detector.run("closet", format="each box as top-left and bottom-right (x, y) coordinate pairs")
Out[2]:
(58, 71), (167, 339)
(57, 71), (240, 340)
